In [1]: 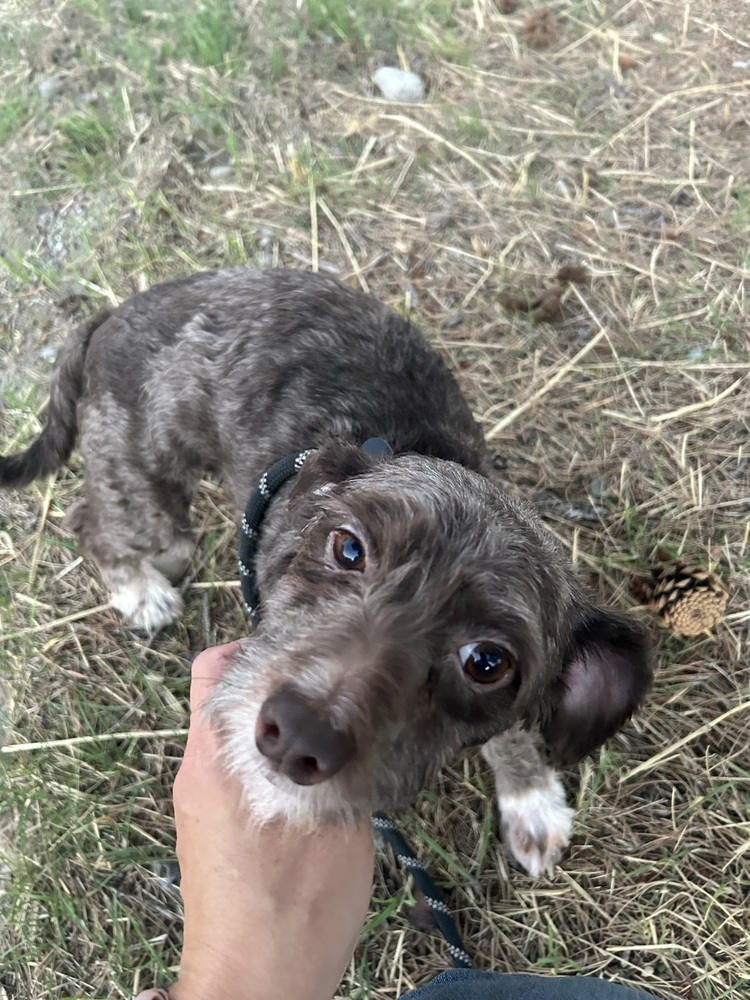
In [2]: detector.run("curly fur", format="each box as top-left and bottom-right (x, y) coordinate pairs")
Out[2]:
(0, 268), (653, 871)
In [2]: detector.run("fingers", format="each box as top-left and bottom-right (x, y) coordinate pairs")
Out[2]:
(178, 642), (243, 780)
(189, 641), (241, 712)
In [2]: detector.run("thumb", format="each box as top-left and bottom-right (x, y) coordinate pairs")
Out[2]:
(179, 642), (243, 782)
(189, 642), (242, 715)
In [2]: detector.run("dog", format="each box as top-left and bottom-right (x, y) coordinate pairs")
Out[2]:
(0, 268), (652, 876)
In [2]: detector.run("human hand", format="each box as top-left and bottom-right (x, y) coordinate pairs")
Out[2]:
(137, 642), (374, 1000)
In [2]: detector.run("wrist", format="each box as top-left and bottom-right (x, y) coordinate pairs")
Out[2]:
(170, 932), (343, 1000)
(169, 927), (261, 1000)
(170, 958), (255, 1000)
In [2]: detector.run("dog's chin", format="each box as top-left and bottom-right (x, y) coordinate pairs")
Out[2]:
(219, 737), (365, 829)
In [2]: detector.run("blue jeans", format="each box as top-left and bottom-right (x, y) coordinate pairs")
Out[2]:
(404, 970), (661, 1000)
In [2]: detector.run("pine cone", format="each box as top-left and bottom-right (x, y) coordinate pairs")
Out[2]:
(632, 561), (728, 636)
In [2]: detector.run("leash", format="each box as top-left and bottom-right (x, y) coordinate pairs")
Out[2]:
(239, 443), (472, 969)
(371, 812), (471, 968)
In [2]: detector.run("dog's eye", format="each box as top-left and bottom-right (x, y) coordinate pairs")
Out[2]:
(460, 642), (516, 686)
(331, 530), (366, 571)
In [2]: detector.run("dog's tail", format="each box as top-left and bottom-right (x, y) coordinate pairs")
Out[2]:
(0, 310), (111, 488)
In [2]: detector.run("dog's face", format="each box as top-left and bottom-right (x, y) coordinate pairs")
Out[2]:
(210, 445), (651, 826)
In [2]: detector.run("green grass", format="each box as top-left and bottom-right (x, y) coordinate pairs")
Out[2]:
(70, 0), (252, 72)
(53, 107), (123, 185)
(2, 744), (181, 992)
(0, 95), (34, 146)
(449, 102), (489, 146)
(302, 0), (462, 46)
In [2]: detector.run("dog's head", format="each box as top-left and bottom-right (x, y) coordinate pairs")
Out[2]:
(210, 443), (651, 826)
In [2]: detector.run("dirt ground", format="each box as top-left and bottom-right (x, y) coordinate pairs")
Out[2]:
(1, 1), (749, 998)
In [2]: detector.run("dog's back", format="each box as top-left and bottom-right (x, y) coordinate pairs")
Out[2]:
(2, 268), (488, 498)
(80, 268), (490, 501)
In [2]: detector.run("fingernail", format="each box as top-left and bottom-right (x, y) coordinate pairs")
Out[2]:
(135, 989), (169, 1000)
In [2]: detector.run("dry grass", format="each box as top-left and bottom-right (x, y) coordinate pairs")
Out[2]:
(1, 1), (749, 998)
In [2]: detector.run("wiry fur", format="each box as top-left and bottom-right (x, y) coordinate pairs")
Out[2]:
(0, 267), (652, 874)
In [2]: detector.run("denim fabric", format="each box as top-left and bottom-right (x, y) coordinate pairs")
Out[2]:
(403, 970), (661, 1000)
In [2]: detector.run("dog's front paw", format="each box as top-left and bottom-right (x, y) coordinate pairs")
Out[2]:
(497, 770), (574, 877)
(109, 566), (184, 630)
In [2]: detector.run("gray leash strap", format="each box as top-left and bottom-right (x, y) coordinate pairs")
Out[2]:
(372, 812), (471, 968)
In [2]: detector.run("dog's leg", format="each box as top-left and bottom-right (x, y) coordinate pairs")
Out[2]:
(68, 497), (194, 630)
(66, 408), (197, 630)
(68, 501), (194, 630)
(101, 557), (188, 630)
(481, 725), (574, 877)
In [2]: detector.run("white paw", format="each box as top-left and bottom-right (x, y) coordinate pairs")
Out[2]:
(109, 565), (184, 630)
(498, 770), (575, 877)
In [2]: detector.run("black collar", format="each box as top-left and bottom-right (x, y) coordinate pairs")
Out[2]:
(239, 448), (315, 627)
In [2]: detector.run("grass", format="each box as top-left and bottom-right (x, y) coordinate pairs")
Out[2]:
(1, 0), (750, 997)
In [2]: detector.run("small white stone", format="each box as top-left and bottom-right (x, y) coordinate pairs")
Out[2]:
(686, 345), (709, 361)
(208, 164), (235, 180)
(37, 76), (62, 99)
(373, 66), (425, 104)
(258, 227), (275, 249)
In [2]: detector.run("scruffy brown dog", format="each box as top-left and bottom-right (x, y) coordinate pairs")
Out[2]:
(0, 268), (651, 875)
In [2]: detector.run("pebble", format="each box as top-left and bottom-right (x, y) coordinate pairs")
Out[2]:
(258, 228), (276, 250)
(37, 76), (62, 99)
(208, 164), (235, 180)
(373, 66), (425, 103)
(686, 345), (709, 361)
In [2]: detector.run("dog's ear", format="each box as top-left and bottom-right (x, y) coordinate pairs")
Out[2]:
(541, 608), (652, 764)
(288, 441), (378, 508)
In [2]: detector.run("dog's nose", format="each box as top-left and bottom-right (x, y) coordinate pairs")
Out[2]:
(255, 685), (357, 785)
